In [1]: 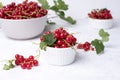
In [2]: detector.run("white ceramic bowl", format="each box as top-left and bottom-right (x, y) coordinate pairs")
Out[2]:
(42, 46), (76, 66)
(88, 17), (113, 29)
(0, 15), (47, 39)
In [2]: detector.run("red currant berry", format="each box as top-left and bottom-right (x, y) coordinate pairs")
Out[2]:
(72, 37), (77, 43)
(15, 60), (21, 65)
(91, 47), (95, 51)
(60, 33), (65, 39)
(54, 33), (60, 39)
(43, 31), (51, 35)
(21, 63), (27, 69)
(33, 60), (39, 66)
(26, 64), (32, 70)
(61, 43), (68, 48)
(15, 54), (20, 59)
(18, 55), (25, 62)
(54, 44), (60, 48)
(57, 39), (64, 45)
(84, 42), (91, 46)
(40, 36), (44, 41)
(66, 36), (72, 43)
(28, 55), (34, 61)
(77, 44), (84, 49)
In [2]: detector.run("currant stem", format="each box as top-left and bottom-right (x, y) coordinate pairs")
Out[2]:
(0, 60), (8, 62)
(32, 42), (40, 45)
(34, 48), (41, 60)
(63, 39), (77, 53)
(70, 32), (80, 35)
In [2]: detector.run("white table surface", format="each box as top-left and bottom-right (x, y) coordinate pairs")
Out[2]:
(0, 0), (120, 80)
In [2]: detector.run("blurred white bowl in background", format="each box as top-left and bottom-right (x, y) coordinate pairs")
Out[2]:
(0, 15), (47, 39)
(88, 18), (113, 29)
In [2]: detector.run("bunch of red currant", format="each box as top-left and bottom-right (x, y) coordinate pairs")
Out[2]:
(0, 0), (47, 19)
(15, 54), (39, 70)
(77, 42), (94, 51)
(40, 27), (77, 48)
(88, 8), (112, 19)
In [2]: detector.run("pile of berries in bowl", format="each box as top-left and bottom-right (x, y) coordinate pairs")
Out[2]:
(88, 8), (113, 29)
(40, 27), (77, 66)
(0, 0), (48, 39)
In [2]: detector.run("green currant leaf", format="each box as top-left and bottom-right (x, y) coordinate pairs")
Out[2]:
(3, 64), (10, 70)
(50, 6), (59, 11)
(57, 0), (68, 10)
(57, 11), (65, 16)
(8, 60), (15, 68)
(8, 59), (14, 63)
(58, 12), (76, 24)
(38, 0), (76, 25)
(38, 0), (50, 9)
(64, 16), (76, 24)
(47, 20), (56, 25)
(43, 33), (56, 46)
(0, 2), (3, 8)
(50, 0), (68, 11)
(50, 0), (58, 11)
(40, 33), (56, 51)
(40, 42), (47, 51)
(99, 29), (110, 42)
(3, 59), (15, 70)
(53, 0), (57, 6)
(91, 39), (104, 54)
(9, 63), (15, 68)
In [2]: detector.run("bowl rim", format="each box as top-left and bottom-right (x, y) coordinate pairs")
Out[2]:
(88, 17), (113, 21)
(0, 15), (47, 21)
(46, 45), (76, 50)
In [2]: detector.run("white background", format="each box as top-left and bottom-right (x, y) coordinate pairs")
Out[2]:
(0, 0), (120, 80)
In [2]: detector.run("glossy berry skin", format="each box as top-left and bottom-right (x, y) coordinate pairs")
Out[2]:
(28, 55), (34, 61)
(40, 27), (77, 48)
(66, 35), (76, 45)
(91, 47), (95, 51)
(43, 31), (51, 35)
(61, 43), (68, 48)
(15, 54), (20, 59)
(33, 60), (39, 66)
(54, 33), (60, 39)
(77, 42), (94, 52)
(77, 44), (83, 49)
(57, 39), (64, 46)
(54, 28), (76, 48)
(14, 54), (39, 70)
(26, 64), (32, 70)
(15, 60), (21, 65)
(88, 8), (112, 19)
(21, 63), (27, 69)
(40, 36), (44, 42)
(83, 42), (91, 51)
(55, 44), (60, 48)
(66, 36), (72, 43)
(0, 0), (48, 19)
(54, 28), (69, 39)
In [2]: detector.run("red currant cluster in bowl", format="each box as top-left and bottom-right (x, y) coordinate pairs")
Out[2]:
(40, 27), (77, 48)
(15, 54), (39, 70)
(88, 8), (112, 19)
(0, 0), (48, 19)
